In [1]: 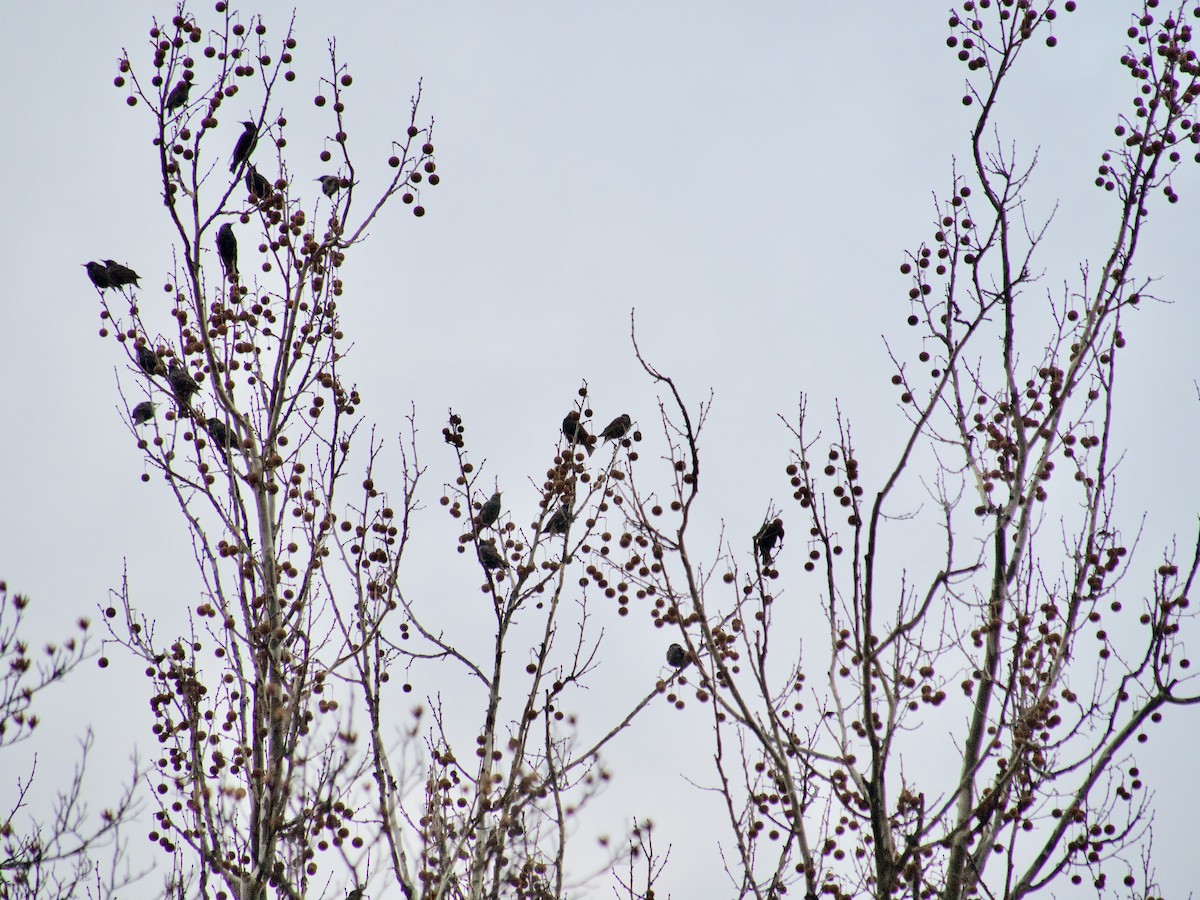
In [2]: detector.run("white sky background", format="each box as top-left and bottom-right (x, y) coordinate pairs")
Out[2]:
(2, 1), (1200, 897)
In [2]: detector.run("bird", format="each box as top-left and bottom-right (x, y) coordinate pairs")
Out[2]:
(131, 401), (157, 426)
(666, 643), (690, 669)
(229, 120), (258, 173)
(545, 503), (573, 536)
(245, 165), (272, 203)
(754, 518), (785, 564)
(216, 223), (238, 282)
(316, 175), (342, 197)
(167, 358), (200, 408)
(206, 416), (234, 450)
(83, 261), (112, 291)
(478, 539), (508, 571)
(135, 342), (163, 376)
(164, 79), (191, 112)
(103, 260), (141, 289)
(562, 411), (594, 457)
(476, 491), (502, 529)
(600, 413), (632, 443)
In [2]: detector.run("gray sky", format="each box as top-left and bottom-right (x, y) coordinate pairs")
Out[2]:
(2, 2), (1199, 897)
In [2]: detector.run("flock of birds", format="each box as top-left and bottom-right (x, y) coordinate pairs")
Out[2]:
(84, 86), (353, 452)
(83, 82), (773, 673)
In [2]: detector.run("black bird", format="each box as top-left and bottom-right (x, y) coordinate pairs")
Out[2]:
(666, 643), (690, 669)
(84, 261), (112, 291)
(600, 413), (632, 443)
(478, 539), (508, 571)
(216, 223), (238, 281)
(562, 411), (594, 457)
(167, 358), (200, 408)
(164, 79), (191, 112)
(545, 503), (573, 536)
(206, 416), (234, 450)
(135, 342), (163, 376)
(229, 120), (258, 173)
(754, 518), (785, 564)
(131, 401), (157, 426)
(476, 491), (502, 529)
(316, 175), (342, 198)
(103, 260), (141, 289)
(245, 165), (272, 203)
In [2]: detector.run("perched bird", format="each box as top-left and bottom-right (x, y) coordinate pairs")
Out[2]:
(316, 174), (342, 198)
(562, 411), (594, 457)
(103, 260), (141, 289)
(131, 401), (157, 426)
(164, 79), (191, 112)
(600, 413), (632, 443)
(755, 518), (785, 564)
(135, 342), (163, 376)
(206, 416), (234, 450)
(216, 223), (238, 281)
(545, 503), (574, 536)
(229, 120), (258, 173)
(167, 358), (200, 407)
(245, 165), (272, 203)
(84, 261), (112, 291)
(476, 491), (502, 529)
(666, 643), (690, 669)
(478, 539), (508, 571)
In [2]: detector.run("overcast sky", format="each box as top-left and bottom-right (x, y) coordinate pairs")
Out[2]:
(2, 2), (1199, 897)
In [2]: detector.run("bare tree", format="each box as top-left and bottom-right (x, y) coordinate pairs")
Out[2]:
(591, 3), (1200, 899)
(95, 5), (665, 899)
(0, 583), (140, 900)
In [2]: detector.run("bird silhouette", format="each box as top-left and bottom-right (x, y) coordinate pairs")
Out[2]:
(666, 643), (690, 669)
(545, 503), (573, 535)
(754, 518), (785, 564)
(476, 491), (502, 529)
(84, 261), (112, 291)
(206, 416), (234, 450)
(478, 539), (508, 571)
(562, 412), (594, 457)
(245, 165), (271, 203)
(216, 223), (238, 282)
(164, 79), (191, 112)
(229, 120), (258, 173)
(103, 260), (141, 289)
(131, 401), (157, 426)
(317, 175), (342, 197)
(600, 413), (632, 442)
(167, 358), (200, 409)
(135, 342), (164, 376)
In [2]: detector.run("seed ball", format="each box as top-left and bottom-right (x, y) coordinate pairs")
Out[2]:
(389, 156), (401, 168)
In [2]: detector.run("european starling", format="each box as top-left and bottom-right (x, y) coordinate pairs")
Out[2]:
(131, 401), (157, 426)
(164, 79), (191, 112)
(545, 503), (573, 536)
(476, 491), (502, 529)
(666, 643), (690, 669)
(84, 261), (112, 291)
(600, 413), (632, 442)
(103, 260), (141, 289)
(316, 175), (342, 197)
(167, 358), (200, 407)
(135, 342), (163, 376)
(206, 416), (234, 450)
(229, 120), (258, 173)
(216, 223), (238, 281)
(562, 412), (594, 457)
(245, 165), (272, 203)
(478, 539), (508, 571)
(754, 518), (785, 564)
